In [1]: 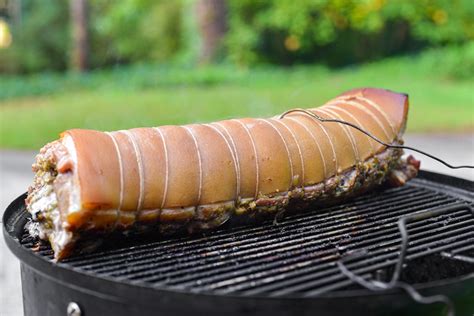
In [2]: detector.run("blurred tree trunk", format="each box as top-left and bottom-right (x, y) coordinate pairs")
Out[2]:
(70, 0), (89, 72)
(196, 0), (227, 64)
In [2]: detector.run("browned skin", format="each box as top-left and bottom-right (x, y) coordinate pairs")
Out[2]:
(26, 88), (419, 259)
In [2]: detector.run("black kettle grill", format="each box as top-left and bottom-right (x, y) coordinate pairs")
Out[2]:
(3, 171), (474, 316)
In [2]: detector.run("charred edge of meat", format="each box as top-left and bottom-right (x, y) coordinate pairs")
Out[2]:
(26, 141), (78, 259)
(26, 141), (420, 260)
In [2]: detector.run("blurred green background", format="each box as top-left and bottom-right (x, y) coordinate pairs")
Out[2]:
(0, 0), (473, 149)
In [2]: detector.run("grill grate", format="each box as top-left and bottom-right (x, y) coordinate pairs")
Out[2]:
(20, 180), (474, 297)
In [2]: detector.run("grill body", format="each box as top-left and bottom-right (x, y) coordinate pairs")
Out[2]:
(3, 171), (474, 316)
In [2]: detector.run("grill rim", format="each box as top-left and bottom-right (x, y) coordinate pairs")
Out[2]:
(3, 170), (474, 302)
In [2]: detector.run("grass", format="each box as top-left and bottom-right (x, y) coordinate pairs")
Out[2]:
(1, 48), (473, 149)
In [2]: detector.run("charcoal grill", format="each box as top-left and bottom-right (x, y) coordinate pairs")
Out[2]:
(3, 171), (474, 316)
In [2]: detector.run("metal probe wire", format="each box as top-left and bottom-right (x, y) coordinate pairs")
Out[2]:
(279, 108), (474, 170)
(334, 204), (472, 316)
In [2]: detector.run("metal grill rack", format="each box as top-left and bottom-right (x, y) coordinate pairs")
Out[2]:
(18, 178), (474, 297)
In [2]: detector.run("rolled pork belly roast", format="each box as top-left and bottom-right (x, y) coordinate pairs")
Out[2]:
(26, 88), (420, 260)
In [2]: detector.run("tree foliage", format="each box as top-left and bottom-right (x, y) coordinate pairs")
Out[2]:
(90, 0), (183, 66)
(0, 0), (69, 73)
(226, 0), (474, 65)
(0, 0), (183, 73)
(0, 0), (472, 73)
